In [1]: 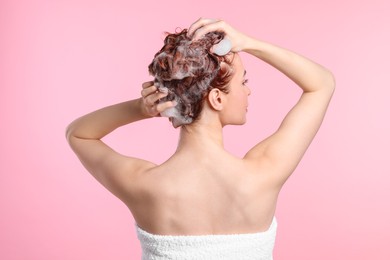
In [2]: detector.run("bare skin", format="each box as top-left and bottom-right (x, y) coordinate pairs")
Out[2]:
(66, 18), (335, 236)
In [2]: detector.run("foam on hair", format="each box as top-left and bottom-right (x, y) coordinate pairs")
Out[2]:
(148, 29), (233, 128)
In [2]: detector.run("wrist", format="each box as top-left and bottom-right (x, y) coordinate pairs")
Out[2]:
(241, 37), (263, 53)
(136, 98), (153, 119)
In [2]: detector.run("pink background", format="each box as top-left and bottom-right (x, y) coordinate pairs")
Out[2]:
(1, 0), (389, 259)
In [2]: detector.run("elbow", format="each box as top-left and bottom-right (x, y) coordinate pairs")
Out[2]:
(326, 70), (336, 91)
(65, 125), (72, 143)
(322, 70), (336, 96)
(65, 123), (80, 151)
(65, 122), (75, 143)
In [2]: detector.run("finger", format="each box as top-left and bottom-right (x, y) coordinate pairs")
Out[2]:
(141, 85), (157, 97)
(187, 17), (217, 38)
(192, 20), (225, 40)
(142, 81), (154, 89)
(187, 17), (205, 37)
(144, 91), (168, 105)
(155, 100), (177, 113)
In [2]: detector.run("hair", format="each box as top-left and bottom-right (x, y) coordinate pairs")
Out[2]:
(148, 29), (234, 127)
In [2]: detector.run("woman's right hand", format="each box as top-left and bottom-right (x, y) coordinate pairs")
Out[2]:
(140, 81), (176, 117)
(187, 18), (252, 53)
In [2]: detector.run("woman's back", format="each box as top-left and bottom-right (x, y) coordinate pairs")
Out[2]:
(130, 148), (279, 236)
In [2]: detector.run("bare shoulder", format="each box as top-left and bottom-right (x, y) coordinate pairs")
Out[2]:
(67, 135), (158, 204)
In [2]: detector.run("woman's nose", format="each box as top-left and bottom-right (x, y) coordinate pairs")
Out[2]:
(247, 86), (251, 96)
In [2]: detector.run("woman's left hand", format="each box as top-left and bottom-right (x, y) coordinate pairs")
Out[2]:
(140, 81), (176, 117)
(187, 18), (252, 53)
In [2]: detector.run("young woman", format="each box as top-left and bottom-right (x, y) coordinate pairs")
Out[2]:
(66, 18), (335, 259)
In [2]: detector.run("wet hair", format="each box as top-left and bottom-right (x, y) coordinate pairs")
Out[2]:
(148, 29), (234, 128)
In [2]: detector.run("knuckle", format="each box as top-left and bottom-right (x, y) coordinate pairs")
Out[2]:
(145, 98), (153, 106)
(155, 104), (163, 112)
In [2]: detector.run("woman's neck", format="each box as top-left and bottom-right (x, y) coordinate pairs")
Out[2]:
(176, 120), (224, 153)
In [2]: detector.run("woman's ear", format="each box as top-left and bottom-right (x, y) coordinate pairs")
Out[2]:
(207, 88), (224, 111)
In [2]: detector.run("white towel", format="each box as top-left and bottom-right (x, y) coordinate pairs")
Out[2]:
(136, 217), (277, 260)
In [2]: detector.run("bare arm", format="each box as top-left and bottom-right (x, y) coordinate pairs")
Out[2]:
(189, 18), (335, 186)
(66, 81), (175, 200)
(242, 38), (335, 185)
